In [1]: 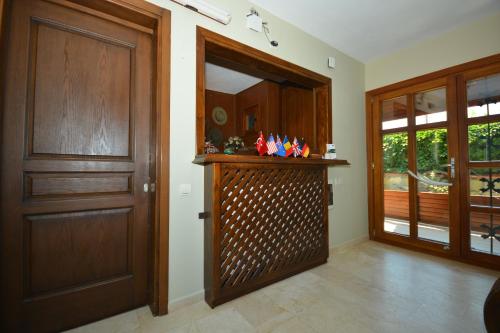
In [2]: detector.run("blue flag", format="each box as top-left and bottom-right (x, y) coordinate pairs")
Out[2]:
(275, 134), (286, 157)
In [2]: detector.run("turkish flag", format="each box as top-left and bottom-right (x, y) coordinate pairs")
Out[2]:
(256, 131), (268, 156)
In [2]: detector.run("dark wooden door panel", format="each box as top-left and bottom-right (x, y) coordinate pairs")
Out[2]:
(1, 0), (153, 331)
(26, 208), (132, 296)
(29, 20), (133, 158)
(25, 172), (133, 199)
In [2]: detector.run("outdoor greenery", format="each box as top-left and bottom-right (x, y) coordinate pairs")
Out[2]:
(383, 123), (500, 194)
(383, 123), (500, 174)
(468, 123), (500, 162)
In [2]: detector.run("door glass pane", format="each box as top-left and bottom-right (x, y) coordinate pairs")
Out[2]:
(383, 132), (409, 235)
(469, 168), (500, 208)
(467, 73), (500, 118)
(416, 128), (449, 243)
(415, 87), (447, 125)
(470, 212), (500, 256)
(382, 96), (407, 130)
(468, 122), (500, 161)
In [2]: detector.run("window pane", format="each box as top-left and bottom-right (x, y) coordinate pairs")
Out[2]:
(468, 122), (500, 161)
(382, 96), (407, 130)
(414, 87), (447, 125)
(383, 132), (409, 236)
(470, 212), (500, 256)
(467, 73), (500, 118)
(469, 168), (500, 208)
(416, 129), (449, 244)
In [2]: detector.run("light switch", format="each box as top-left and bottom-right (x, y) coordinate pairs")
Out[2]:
(179, 184), (191, 195)
(328, 57), (336, 69)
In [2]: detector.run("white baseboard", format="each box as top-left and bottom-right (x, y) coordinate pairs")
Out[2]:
(168, 290), (205, 312)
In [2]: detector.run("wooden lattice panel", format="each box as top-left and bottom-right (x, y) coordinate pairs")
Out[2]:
(204, 163), (329, 307)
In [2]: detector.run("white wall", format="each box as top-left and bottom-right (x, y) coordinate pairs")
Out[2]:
(145, 0), (367, 304)
(365, 11), (500, 91)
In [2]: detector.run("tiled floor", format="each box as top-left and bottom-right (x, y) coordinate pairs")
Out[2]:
(66, 241), (499, 333)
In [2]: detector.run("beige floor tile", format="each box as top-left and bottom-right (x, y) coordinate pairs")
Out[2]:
(63, 241), (498, 333)
(193, 308), (254, 333)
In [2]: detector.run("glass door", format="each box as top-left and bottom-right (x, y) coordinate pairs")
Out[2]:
(459, 64), (500, 267)
(372, 77), (461, 255)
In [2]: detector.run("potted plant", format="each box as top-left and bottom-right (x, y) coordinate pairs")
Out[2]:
(223, 136), (244, 154)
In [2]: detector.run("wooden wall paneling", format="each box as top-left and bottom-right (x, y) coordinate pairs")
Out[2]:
(205, 89), (236, 147)
(265, 81), (281, 135)
(314, 83), (331, 154)
(281, 86), (314, 148)
(235, 81), (280, 146)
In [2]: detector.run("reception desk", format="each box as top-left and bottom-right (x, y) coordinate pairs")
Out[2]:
(194, 154), (349, 307)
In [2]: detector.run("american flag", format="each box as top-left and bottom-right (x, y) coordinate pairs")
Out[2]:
(292, 137), (301, 157)
(266, 134), (278, 155)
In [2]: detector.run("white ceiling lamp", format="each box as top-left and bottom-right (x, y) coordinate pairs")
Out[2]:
(171, 0), (232, 25)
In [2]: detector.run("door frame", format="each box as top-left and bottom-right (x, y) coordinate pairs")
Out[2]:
(366, 53), (500, 270)
(195, 26), (333, 155)
(0, 0), (170, 315)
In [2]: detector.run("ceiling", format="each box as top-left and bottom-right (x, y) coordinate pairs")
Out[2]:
(249, 0), (500, 63)
(205, 63), (263, 94)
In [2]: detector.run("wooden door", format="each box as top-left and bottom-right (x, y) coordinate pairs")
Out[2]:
(457, 62), (500, 269)
(1, 0), (153, 331)
(367, 55), (500, 270)
(371, 77), (462, 257)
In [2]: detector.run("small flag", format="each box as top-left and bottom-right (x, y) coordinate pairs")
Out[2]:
(266, 133), (278, 155)
(300, 138), (310, 158)
(256, 131), (268, 156)
(302, 143), (310, 157)
(283, 136), (293, 157)
(275, 134), (286, 157)
(292, 137), (301, 157)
